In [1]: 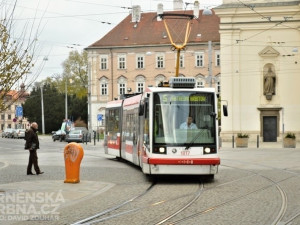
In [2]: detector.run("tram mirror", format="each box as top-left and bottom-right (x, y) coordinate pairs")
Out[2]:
(223, 105), (228, 117)
(144, 101), (149, 118)
(139, 103), (144, 116)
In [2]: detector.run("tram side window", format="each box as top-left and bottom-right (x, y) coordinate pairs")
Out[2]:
(144, 101), (149, 146)
(122, 108), (139, 144)
(106, 109), (120, 140)
(125, 113), (133, 142)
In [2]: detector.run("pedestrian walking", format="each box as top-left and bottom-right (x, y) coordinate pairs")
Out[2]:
(25, 122), (44, 175)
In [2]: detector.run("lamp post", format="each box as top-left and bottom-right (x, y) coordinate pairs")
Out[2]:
(65, 80), (68, 120)
(65, 78), (73, 120)
(40, 84), (45, 134)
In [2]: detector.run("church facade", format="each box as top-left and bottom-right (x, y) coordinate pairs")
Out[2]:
(215, 0), (300, 141)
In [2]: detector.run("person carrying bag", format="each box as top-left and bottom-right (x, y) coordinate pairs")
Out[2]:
(24, 122), (44, 175)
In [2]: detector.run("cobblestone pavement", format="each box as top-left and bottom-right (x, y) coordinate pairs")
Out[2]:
(0, 137), (300, 225)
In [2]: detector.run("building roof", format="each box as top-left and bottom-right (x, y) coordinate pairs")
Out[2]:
(87, 10), (220, 49)
(4, 89), (29, 101)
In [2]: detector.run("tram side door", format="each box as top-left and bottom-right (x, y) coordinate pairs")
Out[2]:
(138, 98), (150, 168)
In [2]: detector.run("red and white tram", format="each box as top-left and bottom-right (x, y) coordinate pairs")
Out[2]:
(104, 77), (226, 178)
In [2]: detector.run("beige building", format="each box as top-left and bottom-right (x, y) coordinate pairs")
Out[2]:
(86, 3), (221, 131)
(215, 0), (300, 142)
(0, 84), (29, 131)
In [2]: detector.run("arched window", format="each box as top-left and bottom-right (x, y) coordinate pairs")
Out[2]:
(155, 74), (166, 86)
(195, 74), (205, 88)
(214, 74), (221, 93)
(117, 76), (127, 96)
(135, 75), (145, 93)
(99, 77), (108, 96)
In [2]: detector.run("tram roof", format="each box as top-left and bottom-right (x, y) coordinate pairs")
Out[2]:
(123, 94), (142, 107)
(145, 86), (216, 93)
(106, 99), (123, 108)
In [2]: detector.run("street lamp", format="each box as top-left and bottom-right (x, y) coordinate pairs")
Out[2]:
(65, 78), (73, 120)
(39, 83), (45, 134)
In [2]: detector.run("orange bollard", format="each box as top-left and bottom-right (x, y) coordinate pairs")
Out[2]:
(64, 143), (84, 183)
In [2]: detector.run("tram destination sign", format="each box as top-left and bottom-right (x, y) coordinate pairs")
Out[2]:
(162, 95), (207, 103)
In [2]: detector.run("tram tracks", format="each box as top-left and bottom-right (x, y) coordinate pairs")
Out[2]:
(71, 159), (300, 225)
(71, 182), (156, 224)
(220, 160), (300, 225)
(71, 181), (205, 225)
(155, 161), (299, 225)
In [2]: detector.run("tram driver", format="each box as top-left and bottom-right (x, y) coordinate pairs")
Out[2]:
(180, 116), (198, 129)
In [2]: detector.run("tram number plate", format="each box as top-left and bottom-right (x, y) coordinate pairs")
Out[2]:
(181, 150), (190, 156)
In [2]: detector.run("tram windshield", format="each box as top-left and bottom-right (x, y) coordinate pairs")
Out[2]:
(153, 92), (216, 145)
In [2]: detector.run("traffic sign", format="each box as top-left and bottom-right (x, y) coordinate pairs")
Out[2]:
(16, 106), (23, 117)
(97, 114), (103, 121)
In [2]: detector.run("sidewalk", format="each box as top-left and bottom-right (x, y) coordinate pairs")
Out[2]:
(0, 180), (115, 224)
(221, 140), (300, 149)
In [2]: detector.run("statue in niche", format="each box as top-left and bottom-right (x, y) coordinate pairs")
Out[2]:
(263, 66), (276, 100)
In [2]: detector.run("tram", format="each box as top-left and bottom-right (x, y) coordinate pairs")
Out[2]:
(104, 77), (227, 178)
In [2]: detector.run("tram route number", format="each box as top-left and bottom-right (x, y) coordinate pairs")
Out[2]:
(181, 150), (190, 156)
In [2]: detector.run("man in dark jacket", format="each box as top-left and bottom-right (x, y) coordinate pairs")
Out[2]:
(25, 122), (44, 175)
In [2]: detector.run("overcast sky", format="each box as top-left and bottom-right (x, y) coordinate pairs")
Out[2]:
(11, 0), (222, 83)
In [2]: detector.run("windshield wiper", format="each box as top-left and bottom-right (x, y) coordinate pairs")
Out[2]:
(184, 112), (216, 150)
(185, 129), (206, 150)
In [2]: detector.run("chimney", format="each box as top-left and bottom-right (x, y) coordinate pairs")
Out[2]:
(157, 3), (163, 21)
(194, 1), (199, 18)
(173, 0), (183, 10)
(132, 5), (141, 23)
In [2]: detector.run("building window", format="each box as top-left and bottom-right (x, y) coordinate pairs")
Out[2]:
(99, 77), (108, 96)
(100, 55), (108, 70)
(8, 114), (11, 120)
(180, 54), (184, 68)
(118, 76), (127, 96)
(136, 75), (145, 93)
(136, 55), (144, 69)
(215, 75), (221, 93)
(156, 54), (164, 68)
(101, 83), (107, 95)
(195, 75), (206, 88)
(155, 74), (166, 86)
(137, 83), (144, 93)
(119, 83), (126, 95)
(217, 81), (221, 93)
(118, 55), (126, 69)
(195, 52), (204, 67)
(196, 80), (205, 88)
(215, 51), (220, 66)
(1, 114), (4, 120)
(176, 54), (184, 68)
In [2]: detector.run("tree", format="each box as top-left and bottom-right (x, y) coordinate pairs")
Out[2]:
(68, 95), (88, 124)
(0, 1), (41, 112)
(22, 80), (88, 133)
(59, 50), (88, 99)
(22, 83), (65, 133)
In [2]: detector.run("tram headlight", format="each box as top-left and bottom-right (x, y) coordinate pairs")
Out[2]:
(204, 147), (211, 154)
(203, 147), (216, 154)
(159, 147), (166, 153)
(153, 146), (167, 154)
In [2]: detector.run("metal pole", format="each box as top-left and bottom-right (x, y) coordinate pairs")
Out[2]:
(40, 86), (45, 134)
(208, 40), (212, 87)
(257, 135), (259, 148)
(232, 135), (235, 148)
(175, 49), (180, 77)
(88, 61), (92, 131)
(65, 79), (68, 120)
